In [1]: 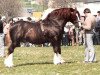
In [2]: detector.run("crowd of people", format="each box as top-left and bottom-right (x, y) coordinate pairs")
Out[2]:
(0, 8), (100, 63)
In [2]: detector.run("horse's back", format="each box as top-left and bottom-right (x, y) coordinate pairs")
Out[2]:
(9, 21), (47, 44)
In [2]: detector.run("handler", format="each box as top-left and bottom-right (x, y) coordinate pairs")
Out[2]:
(81, 8), (96, 63)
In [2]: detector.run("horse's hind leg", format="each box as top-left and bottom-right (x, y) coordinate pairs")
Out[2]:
(4, 42), (16, 67)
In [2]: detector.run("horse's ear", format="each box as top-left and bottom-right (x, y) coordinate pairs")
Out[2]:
(69, 8), (75, 13)
(69, 8), (80, 18)
(70, 8), (78, 13)
(69, 8), (76, 15)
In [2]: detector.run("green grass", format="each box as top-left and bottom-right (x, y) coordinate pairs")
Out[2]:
(0, 45), (100, 75)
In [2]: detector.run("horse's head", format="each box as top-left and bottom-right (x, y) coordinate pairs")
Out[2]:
(69, 8), (81, 27)
(44, 8), (81, 28)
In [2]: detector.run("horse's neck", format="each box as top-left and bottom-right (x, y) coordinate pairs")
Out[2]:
(52, 18), (68, 28)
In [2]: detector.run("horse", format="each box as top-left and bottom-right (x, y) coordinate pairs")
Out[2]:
(4, 8), (80, 67)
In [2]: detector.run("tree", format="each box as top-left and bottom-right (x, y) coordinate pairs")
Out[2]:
(48, 0), (73, 8)
(36, 0), (48, 11)
(48, 0), (86, 8)
(0, 0), (23, 21)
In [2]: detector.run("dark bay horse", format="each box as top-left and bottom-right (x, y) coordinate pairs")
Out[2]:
(4, 8), (80, 67)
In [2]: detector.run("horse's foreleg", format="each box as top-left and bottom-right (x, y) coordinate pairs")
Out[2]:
(4, 43), (16, 67)
(53, 53), (65, 65)
(52, 42), (65, 65)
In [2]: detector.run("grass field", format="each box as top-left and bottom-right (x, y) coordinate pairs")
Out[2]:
(0, 45), (100, 75)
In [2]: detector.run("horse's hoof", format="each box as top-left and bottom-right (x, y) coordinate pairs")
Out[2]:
(5, 64), (13, 68)
(4, 63), (13, 68)
(4, 59), (13, 68)
(54, 61), (64, 65)
(54, 62), (61, 65)
(54, 60), (65, 65)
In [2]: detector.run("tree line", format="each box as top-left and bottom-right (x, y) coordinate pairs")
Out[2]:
(0, 0), (85, 21)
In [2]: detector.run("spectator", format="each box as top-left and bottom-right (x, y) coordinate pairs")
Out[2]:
(62, 24), (69, 46)
(3, 23), (11, 46)
(4, 18), (14, 46)
(94, 11), (100, 44)
(96, 11), (100, 22)
(8, 18), (14, 26)
(64, 22), (76, 46)
(74, 27), (79, 45)
(27, 17), (32, 22)
(0, 15), (5, 57)
(81, 8), (96, 63)
(69, 25), (75, 46)
(79, 16), (85, 45)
